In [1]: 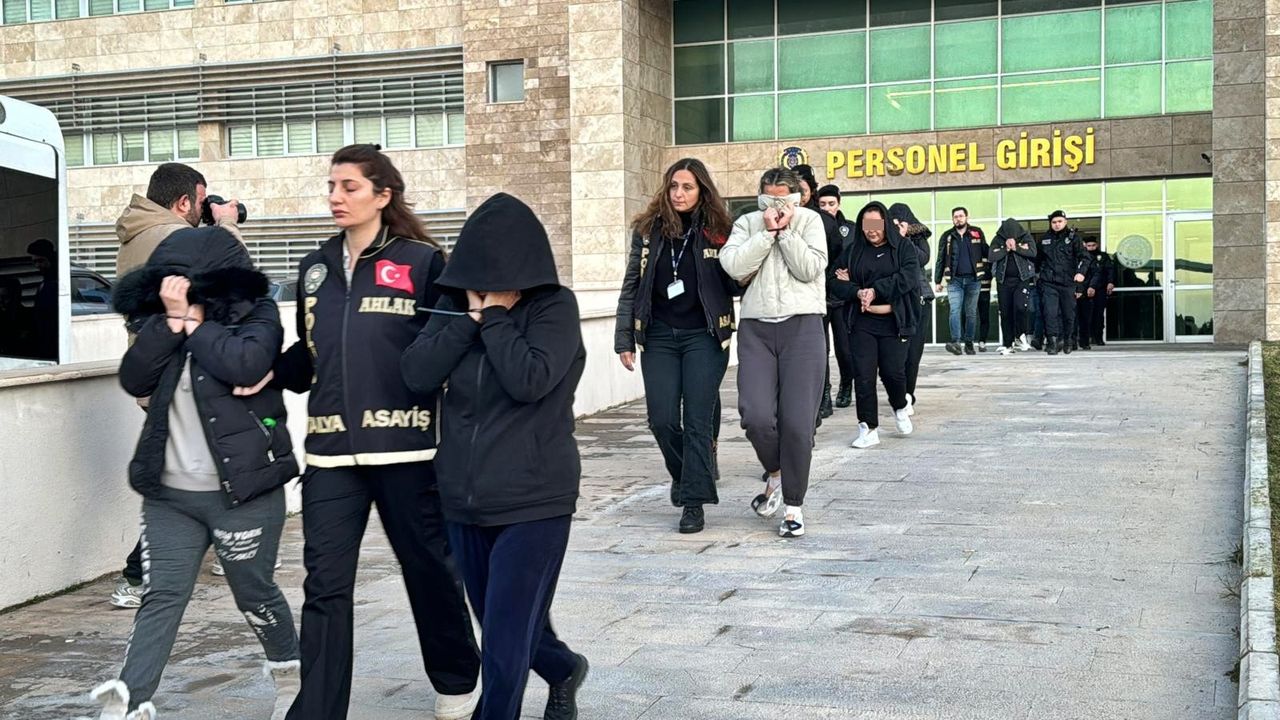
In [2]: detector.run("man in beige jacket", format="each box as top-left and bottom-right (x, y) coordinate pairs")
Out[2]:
(719, 167), (827, 539)
(109, 162), (243, 610)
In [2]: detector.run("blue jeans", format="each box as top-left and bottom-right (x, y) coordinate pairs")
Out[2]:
(946, 276), (981, 343)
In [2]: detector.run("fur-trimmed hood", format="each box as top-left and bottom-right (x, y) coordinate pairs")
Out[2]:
(112, 225), (269, 325)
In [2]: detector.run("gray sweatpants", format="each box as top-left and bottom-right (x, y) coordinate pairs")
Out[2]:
(120, 486), (298, 708)
(737, 316), (827, 507)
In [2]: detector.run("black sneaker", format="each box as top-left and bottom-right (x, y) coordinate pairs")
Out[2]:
(945, 342), (963, 355)
(679, 506), (704, 534)
(545, 653), (589, 720)
(964, 342), (976, 355)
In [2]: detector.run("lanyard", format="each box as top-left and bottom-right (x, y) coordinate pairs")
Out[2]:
(671, 226), (694, 274)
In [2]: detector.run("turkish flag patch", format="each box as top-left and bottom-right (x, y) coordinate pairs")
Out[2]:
(375, 260), (414, 294)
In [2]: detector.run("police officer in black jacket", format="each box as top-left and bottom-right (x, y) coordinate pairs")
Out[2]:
(265, 146), (480, 720)
(1077, 235), (1113, 349)
(1036, 210), (1092, 355)
(402, 193), (589, 720)
(817, 184), (856, 412)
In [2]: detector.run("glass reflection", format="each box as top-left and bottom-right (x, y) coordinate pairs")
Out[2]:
(0, 166), (59, 361)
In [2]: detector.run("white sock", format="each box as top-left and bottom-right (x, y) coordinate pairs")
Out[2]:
(785, 505), (803, 522)
(765, 474), (781, 495)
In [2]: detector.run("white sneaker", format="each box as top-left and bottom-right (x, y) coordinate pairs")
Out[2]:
(978, 341), (987, 352)
(127, 703), (157, 720)
(1017, 334), (1032, 352)
(895, 407), (914, 435)
(110, 580), (143, 609)
(779, 506), (805, 538)
(998, 346), (1014, 355)
(751, 476), (783, 518)
(267, 660), (301, 720)
(90, 679), (129, 720)
(906, 395), (915, 416)
(435, 680), (481, 720)
(851, 423), (880, 449)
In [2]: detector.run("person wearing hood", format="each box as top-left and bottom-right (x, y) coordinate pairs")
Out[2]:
(720, 167), (828, 539)
(614, 158), (736, 534)
(990, 218), (1038, 355)
(1036, 210), (1091, 355)
(108, 162), (243, 612)
(887, 203), (933, 416)
(816, 184), (856, 415)
(793, 163), (820, 211)
(248, 146), (481, 720)
(832, 202), (920, 450)
(402, 193), (589, 720)
(91, 227), (300, 720)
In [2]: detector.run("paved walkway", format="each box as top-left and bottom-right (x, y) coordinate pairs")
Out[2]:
(0, 348), (1244, 719)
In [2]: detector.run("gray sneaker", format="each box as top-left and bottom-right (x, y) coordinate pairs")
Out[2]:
(109, 579), (142, 609)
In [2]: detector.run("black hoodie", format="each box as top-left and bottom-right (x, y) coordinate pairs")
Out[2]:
(990, 218), (1039, 283)
(113, 227), (298, 505)
(829, 201), (921, 338)
(887, 203), (934, 303)
(402, 193), (585, 527)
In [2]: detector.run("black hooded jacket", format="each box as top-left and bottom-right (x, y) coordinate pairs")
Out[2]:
(990, 218), (1039, 283)
(402, 193), (585, 527)
(887, 203), (934, 303)
(113, 226), (298, 505)
(829, 201), (921, 338)
(272, 227), (447, 468)
(614, 209), (737, 354)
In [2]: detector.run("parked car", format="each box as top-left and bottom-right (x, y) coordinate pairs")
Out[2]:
(71, 265), (114, 316)
(269, 278), (297, 303)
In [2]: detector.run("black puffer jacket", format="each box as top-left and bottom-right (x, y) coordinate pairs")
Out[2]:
(830, 201), (922, 338)
(273, 228), (446, 468)
(822, 210), (855, 306)
(990, 218), (1039, 283)
(114, 227), (298, 506)
(1037, 227), (1092, 289)
(402, 193), (585, 527)
(614, 209), (736, 353)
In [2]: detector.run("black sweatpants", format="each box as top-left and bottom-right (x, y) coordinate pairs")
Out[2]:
(287, 462), (480, 720)
(850, 326), (910, 430)
(998, 277), (1030, 348)
(978, 288), (992, 343)
(447, 515), (578, 720)
(1039, 281), (1076, 338)
(904, 301), (930, 402)
(828, 308), (854, 388)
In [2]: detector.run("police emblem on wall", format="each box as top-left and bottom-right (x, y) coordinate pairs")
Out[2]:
(1115, 235), (1154, 270)
(779, 146), (808, 170)
(304, 263), (328, 294)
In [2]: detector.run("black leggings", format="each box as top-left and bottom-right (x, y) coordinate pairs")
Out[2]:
(998, 277), (1030, 347)
(850, 326), (910, 429)
(905, 301), (929, 402)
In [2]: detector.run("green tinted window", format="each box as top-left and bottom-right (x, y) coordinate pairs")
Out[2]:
(1166, 177), (1212, 211)
(728, 0), (772, 39)
(869, 25), (931, 83)
(92, 133), (118, 165)
(1165, 0), (1211, 60)
(870, 83), (931, 134)
(1002, 10), (1101, 73)
(121, 131), (145, 162)
(936, 190), (999, 221)
(675, 98), (725, 144)
(779, 32), (864, 90)
(2, 0), (26, 23)
(116, 0), (137, 11)
(1106, 180), (1163, 212)
(871, 191), (937, 222)
(1001, 70), (1100, 123)
(1106, 64), (1161, 117)
(675, 45), (725, 97)
(935, 77), (997, 129)
(1105, 4), (1161, 64)
(871, 0), (929, 26)
(729, 40), (773, 93)
(778, 89), (866, 139)
(936, 0), (998, 21)
(54, 0), (78, 18)
(64, 135), (84, 166)
(29, 0), (50, 20)
(1165, 60), (1211, 112)
(177, 128), (199, 159)
(674, 0), (724, 44)
(88, 0), (112, 15)
(935, 19), (997, 79)
(1003, 183), (1101, 217)
(730, 95), (774, 141)
(778, 3), (863, 35)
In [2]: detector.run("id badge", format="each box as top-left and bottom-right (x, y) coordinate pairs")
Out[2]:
(667, 279), (685, 299)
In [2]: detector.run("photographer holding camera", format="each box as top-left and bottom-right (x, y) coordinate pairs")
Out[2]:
(107, 162), (248, 610)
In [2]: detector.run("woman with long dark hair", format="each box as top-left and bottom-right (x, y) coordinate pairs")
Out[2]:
(614, 158), (736, 534)
(888, 203), (934, 416)
(831, 201), (921, 450)
(249, 145), (481, 720)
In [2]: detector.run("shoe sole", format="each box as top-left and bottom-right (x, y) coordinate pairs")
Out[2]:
(897, 425), (913, 435)
(678, 523), (704, 534)
(435, 695), (480, 720)
(752, 489), (782, 518)
(110, 595), (141, 609)
(780, 526), (805, 538)
(850, 439), (880, 449)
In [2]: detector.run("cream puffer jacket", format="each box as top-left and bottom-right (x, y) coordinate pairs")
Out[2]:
(719, 206), (828, 320)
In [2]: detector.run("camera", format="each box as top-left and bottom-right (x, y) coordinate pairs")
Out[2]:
(200, 194), (248, 226)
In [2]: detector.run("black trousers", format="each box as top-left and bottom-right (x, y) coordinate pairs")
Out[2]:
(287, 462), (480, 720)
(1091, 293), (1107, 342)
(850, 325), (910, 429)
(1076, 295), (1094, 344)
(904, 301), (930, 402)
(978, 288), (992, 343)
(123, 540), (143, 584)
(998, 277), (1030, 347)
(640, 320), (729, 507)
(1040, 281), (1077, 338)
(447, 515), (577, 720)
(828, 307), (854, 387)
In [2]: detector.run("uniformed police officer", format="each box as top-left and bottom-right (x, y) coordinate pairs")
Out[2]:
(1078, 235), (1114, 349)
(1036, 210), (1091, 355)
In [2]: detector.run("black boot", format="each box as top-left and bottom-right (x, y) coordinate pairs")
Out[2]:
(1031, 335), (1043, 351)
(964, 342), (976, 355)
(1063, 337), (1074, 355)
(1046, 336), (1060, 355)
(819, 385), (833, 419)
(679, 506), (705, 534)
(835, 381), (853, 408)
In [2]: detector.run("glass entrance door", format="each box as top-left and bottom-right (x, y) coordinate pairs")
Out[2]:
(1165, 213), (1213, 341)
